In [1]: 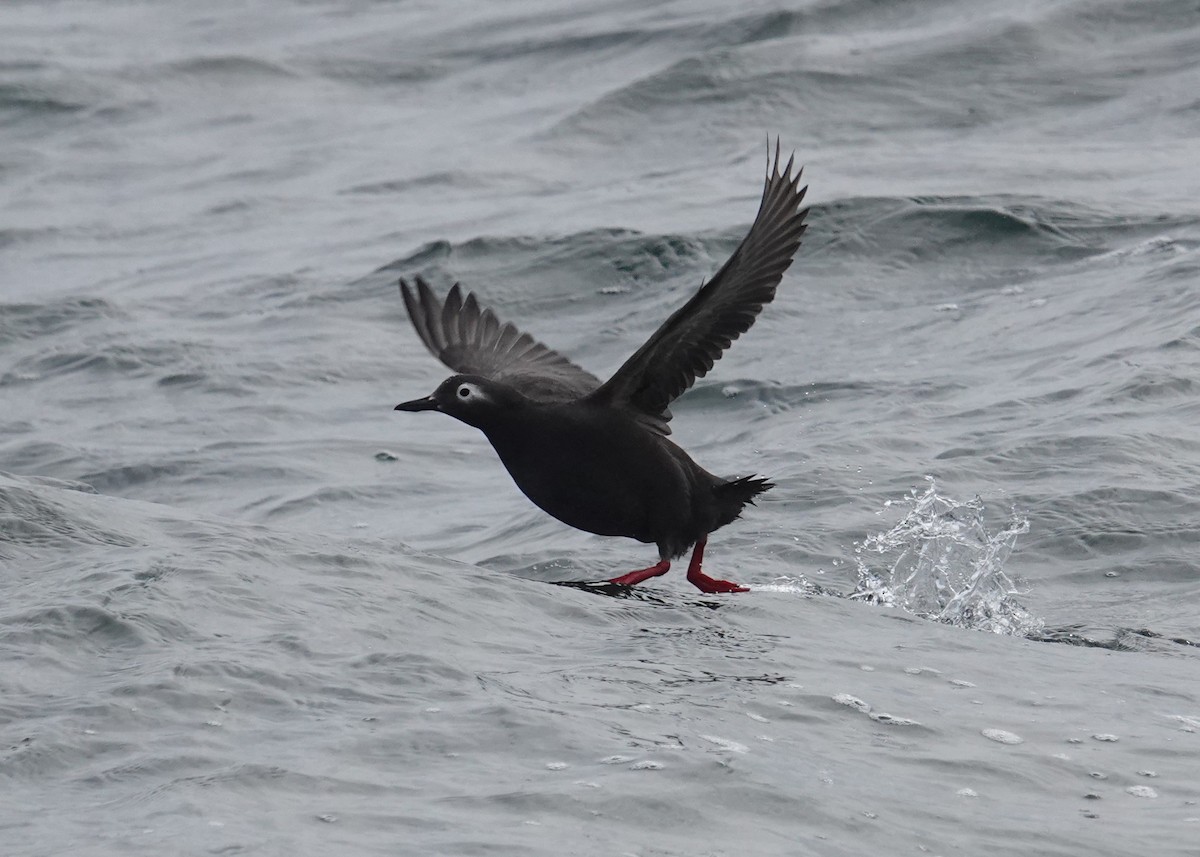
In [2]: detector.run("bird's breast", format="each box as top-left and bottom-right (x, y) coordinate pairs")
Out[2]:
(481, 406), (692, 540)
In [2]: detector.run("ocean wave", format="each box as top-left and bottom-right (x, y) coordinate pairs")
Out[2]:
(0, 296), (123, 345)
(0, 472), (140, 554)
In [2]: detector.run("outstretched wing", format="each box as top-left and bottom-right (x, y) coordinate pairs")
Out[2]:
(586, 141), (809, 430)
(400, 276), (602, 402)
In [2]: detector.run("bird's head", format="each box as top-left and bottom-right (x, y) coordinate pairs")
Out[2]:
(394, 374), (521, 429)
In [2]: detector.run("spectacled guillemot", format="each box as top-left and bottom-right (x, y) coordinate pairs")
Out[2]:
(396, 142), (809, 593)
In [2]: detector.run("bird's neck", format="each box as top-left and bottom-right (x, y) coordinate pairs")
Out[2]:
(474, 403), (552, 465)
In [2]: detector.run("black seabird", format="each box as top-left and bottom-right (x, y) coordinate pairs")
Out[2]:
(395, 142), (809, 593)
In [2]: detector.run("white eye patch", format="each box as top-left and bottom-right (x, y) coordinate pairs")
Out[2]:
(456, 382), (486, 401)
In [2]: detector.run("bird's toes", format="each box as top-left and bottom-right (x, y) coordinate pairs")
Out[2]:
(687, 571), (749, 594)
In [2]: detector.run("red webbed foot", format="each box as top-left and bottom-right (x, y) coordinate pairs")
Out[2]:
(685, 537), (749, 594)
(687, 571), (750, 594)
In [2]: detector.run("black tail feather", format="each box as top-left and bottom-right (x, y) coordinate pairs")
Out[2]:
(714, 475), (774, 527)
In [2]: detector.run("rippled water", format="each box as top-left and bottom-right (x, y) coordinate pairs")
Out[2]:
(3, 1), (1200, 855)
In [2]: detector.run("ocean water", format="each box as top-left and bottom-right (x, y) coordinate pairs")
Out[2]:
(3, 0), (1200, 854)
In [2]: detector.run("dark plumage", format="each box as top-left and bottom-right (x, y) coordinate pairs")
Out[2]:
(394, 142), (809, 593)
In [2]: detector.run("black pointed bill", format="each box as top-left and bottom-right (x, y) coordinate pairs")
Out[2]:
(394, 395), (439, 412)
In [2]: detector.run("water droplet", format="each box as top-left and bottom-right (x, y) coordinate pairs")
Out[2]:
(849, 480), (1037, 635)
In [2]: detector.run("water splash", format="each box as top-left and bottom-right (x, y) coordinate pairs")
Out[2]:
(850, 479), (1041, 636)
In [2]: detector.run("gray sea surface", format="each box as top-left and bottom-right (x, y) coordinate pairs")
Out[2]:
(3, 1), (1200, 855)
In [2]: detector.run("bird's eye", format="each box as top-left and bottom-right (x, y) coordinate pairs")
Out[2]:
(458, 386), (471, 398)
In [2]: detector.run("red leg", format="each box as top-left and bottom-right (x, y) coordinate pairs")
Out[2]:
(609, 559), (670, 587)
(685, 538), (749, 594)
